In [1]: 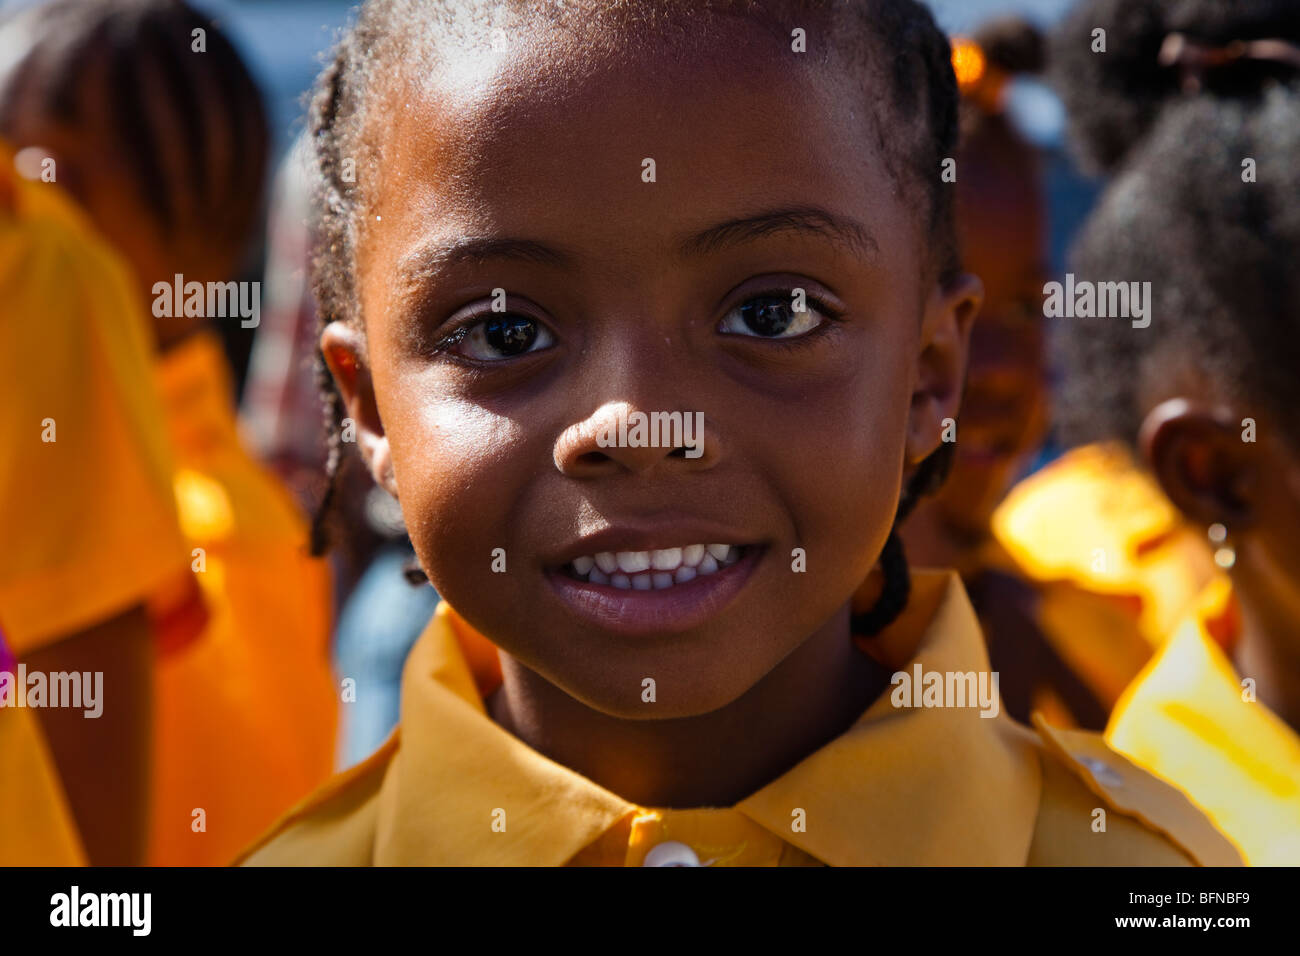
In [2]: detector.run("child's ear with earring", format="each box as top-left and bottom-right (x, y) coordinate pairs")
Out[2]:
(1139, 397), (1258, 544)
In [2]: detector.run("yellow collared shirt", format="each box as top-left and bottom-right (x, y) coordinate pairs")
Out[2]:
(239, 572), (1239, 866)
(1107, 579), (1300, 866)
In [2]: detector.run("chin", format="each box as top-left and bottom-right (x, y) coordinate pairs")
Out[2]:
(556, 665), (759, 722)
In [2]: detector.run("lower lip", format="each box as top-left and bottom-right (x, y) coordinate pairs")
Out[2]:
(545, 547), (766, 636)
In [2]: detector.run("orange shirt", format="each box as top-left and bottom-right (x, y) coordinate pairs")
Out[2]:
(147, 332), (337, 865)
(0, 153), (184, 656)
(0, 145), (186, 865)
(240, 572), (1239, 866)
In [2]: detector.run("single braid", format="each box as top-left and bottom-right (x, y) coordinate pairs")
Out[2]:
(851, 442), (956, 636)
(308, 350), (344, 555)
(306, 41), (355, 556)
(852, 527), (910, 636)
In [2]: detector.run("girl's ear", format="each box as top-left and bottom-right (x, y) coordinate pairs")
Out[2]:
(905, 272), (983, 467)
(1139, 398), (1257, 528)
(320, 321), (398, 498)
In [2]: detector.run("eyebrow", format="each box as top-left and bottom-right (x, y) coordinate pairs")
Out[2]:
(677, 205), (879, 261)
(396, 204), (878, 285)
(398, 236), (573, 283)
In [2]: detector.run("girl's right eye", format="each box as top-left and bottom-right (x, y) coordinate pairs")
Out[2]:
(440, 313), (555, 361)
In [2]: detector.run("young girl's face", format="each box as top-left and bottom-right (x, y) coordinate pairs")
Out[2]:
(327, 21), (976, 718)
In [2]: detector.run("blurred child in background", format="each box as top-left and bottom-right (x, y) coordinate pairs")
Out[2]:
(900, 18), (1118, 729)
(1050, 0), (1300, 865)
(0, 0), (337, 865)
(918, 15), (1221, 731)
(0, 136), (189, 865)
(242, 133), (438, 769)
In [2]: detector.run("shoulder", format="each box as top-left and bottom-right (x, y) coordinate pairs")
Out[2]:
(1024, 715), (1243, 866)
(234, 733), (399, 866)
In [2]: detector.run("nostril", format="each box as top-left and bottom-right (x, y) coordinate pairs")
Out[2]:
(575, 450), (612, 468)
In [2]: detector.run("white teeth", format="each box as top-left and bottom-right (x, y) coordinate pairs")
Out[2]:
(616, 551), (652, 574)
(651, 547), (682, 570)
(571, 543), (745, 588)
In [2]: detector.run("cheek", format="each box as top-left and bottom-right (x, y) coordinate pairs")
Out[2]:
(758, 355), (911, 597)
(373, 364), (535, 584)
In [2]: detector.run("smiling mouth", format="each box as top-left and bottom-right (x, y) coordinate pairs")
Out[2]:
(561, 543), (747, 590)
(546, 542), (765, 635)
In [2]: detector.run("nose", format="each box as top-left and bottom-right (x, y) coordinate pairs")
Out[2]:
(554, 401), (721, 478)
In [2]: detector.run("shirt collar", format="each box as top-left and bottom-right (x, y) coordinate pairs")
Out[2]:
(374, 571), (1041, 866)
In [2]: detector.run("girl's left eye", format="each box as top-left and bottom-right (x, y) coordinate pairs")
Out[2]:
(718, 291), (829, 339)
(449, 313), (555, 361)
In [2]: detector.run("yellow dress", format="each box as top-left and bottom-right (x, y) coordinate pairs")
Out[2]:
(147, 332), (338, 865)
(239, 572), (1240, 866)
(1107, 578), (1300, 866)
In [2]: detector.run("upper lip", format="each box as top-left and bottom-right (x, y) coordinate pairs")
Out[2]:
(544, 518), (762, 568)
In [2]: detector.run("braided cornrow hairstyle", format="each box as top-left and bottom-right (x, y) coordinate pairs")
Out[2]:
(305, 0), (964, 633)
(0, 0), (268, 257)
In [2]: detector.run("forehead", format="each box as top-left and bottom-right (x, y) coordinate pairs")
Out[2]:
(356, 15), (919, 288)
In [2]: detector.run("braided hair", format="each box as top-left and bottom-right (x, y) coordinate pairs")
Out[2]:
(1050, 0), (1300, 457)
(0, 0), (268, 261)
(305, 0), (965, 634)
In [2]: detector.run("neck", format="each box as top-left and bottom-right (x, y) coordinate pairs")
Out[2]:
(486, 602), (893, 808)
(1230, 556), (1300, 735)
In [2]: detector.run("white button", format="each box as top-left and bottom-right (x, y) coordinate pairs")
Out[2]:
(1082, 757), (1124, 788)
(642, 841), (702, 867)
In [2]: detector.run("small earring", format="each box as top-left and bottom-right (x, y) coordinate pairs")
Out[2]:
(1208, 522), (1236, 570)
